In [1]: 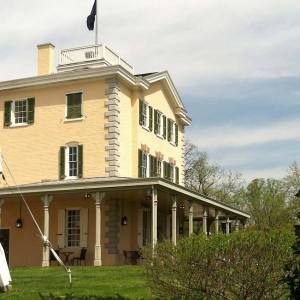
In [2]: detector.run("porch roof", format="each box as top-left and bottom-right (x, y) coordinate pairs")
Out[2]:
(0, 177), (250, 219)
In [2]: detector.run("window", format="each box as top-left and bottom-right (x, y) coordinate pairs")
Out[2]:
(141, 152), (148, 178)
(57, 208), (88, 249)
(66, 93), (82, 119)
(141, 102), (148, 127)
(154, 110), (164, 137)
(138, 149), (150, 178)
(157, 160), (162, 177)
(14, 100), (27, 124)
(66, 209), (80, 247)
(139, 100), (153, 131)
(3, 98), (35, 127)
(170, 164), (175, 182)
(60, 145), (83, 180)
(167, 119), (178, 146)
(68, 146), (78, 177)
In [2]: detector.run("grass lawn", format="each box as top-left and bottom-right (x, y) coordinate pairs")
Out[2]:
(0, 266), (150, 300)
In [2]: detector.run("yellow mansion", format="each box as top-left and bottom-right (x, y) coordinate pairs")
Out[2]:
(0, 43), (249, 267)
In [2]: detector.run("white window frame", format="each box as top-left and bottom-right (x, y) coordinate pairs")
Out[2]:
(65, 92), (84, 122)
(65, 208), (81, 248)
(65, 144), (79, 179)
(170, 164), (175, 182)
(157, 159), (163, 178)
(156, 111), (164, 138)
(9, 99), (30, 127)
(169, 120), (176, 145)
(141, 152), (148, 178)
(141, 101), (149, 130)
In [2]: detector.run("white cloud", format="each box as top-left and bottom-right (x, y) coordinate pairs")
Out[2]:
(188, 118), (300, 150)
(1, 0), (300, 86)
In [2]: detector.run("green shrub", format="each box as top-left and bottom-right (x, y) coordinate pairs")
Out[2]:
(144, 230), (294, 300)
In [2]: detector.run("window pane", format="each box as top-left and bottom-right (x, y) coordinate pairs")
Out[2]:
(15, 100), (28, 124)
(69, 146), (78, 177)
(67, 93), (82, 119)
(66, 210), (80, 247)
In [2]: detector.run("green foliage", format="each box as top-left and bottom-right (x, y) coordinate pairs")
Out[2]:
(241, 178), (292, 230)
(144, 230), (294, 300)
(285, 219), (300, 299)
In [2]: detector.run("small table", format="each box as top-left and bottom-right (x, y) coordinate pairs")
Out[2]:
(61, 250), (74, 265)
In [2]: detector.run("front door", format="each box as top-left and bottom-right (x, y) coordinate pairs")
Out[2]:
(0, 229), (10, 265)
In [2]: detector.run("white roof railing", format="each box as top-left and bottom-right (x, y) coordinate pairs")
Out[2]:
(58, 44), (134, 74)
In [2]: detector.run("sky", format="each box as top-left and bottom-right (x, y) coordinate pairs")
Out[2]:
(1, 0), (300, 182)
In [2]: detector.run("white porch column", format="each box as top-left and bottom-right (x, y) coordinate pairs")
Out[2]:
(93, 192), (105, 266)
(41, 194), (53, 267)
(226, 217), (230, 235)
(215, 210), (220, 234)
(0, 200), (4, 228)
(151, 187), (158, 249)
(235, 219), (240, 231)
(171, 196), (177, 245)
(188, 202), (193, 236)
(203, 207), (208, 235)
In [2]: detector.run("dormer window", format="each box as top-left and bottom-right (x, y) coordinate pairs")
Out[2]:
(66, 92), (83, 120)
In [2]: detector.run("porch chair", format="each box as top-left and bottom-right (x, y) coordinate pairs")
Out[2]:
(72, 248), (87, 266)
(49, 249), (61, 266)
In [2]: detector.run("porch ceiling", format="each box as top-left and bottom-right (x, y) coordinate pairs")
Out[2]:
(0, 177), (250, 219)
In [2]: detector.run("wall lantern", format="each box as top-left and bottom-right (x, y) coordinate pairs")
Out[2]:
(16, 199), (23, 229)
(84, 193), (91, 199)
(121, 216), (128, 226)
(16, 218), (23, 229)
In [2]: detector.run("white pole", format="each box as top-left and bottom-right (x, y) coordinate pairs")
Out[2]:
(95, 0), (99, 45)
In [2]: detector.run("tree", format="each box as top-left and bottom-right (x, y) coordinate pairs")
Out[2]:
(184, 141), (244, 207)
(241, 178), (291, 230)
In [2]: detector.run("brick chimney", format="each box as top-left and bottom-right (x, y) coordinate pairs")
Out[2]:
(37, 43), (55, 76)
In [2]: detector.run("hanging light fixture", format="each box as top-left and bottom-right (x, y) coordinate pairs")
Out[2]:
(16, 199), (23, 229)
(121, 216), (128, 226)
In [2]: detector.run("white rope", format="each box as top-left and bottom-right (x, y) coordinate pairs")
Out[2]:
(0, 154), (72, 288)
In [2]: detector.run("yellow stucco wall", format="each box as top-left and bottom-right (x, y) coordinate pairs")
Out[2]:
(0, 79), (107, 187)
(131, 82), (184, 184)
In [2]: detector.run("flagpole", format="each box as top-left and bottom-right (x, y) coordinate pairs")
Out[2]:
(95, 0), (99, 45)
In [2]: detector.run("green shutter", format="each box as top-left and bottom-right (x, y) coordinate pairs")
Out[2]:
(78, 145), (83, 178)
(138, 149), (142, 178)
(139, 100), (143, 125)
(59, 147), (66, 180)
(175, 124), (178, 146)
(27, 98), (35, 124)
(167, 119), (172, 142)
(4, 101), (12, 127)
(67, 93), (82, 119)
(163, 116), (167, 139)
(149, 106), (153, 131)
(154, 110), (158, 134)
(175, 167), (179, 184)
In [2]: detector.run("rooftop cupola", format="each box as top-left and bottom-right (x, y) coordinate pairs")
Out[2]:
(57, 44), (134, 74)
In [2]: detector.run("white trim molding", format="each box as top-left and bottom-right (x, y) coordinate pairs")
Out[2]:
(105, 79), (121, 177)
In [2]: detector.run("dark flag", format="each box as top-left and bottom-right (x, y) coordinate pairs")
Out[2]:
(87, 0), (97, 31)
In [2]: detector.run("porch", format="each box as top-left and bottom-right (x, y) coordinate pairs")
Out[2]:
(0, 177), (250, 267)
